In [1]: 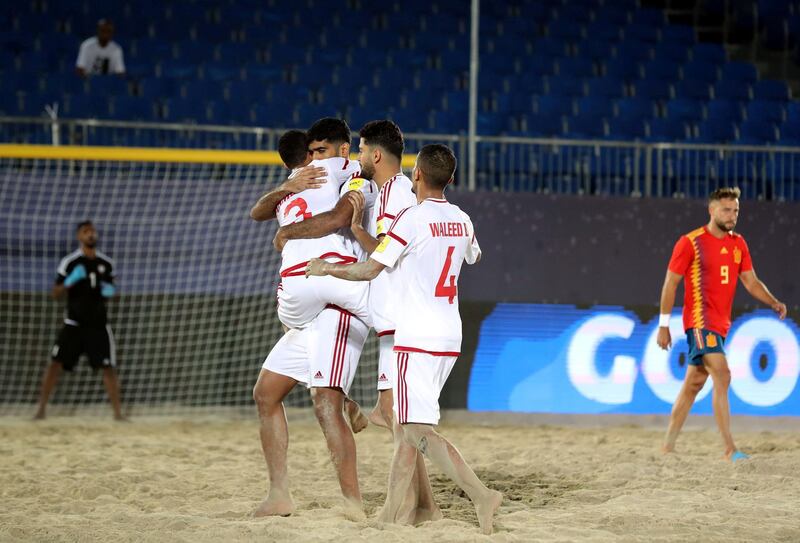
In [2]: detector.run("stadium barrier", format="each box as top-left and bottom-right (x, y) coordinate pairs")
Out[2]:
(1, 117), (799, 199)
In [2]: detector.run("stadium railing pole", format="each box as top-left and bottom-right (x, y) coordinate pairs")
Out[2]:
(467, 0), (480, 192)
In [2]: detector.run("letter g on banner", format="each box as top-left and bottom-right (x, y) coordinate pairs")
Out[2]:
(567, 314), (637, 404)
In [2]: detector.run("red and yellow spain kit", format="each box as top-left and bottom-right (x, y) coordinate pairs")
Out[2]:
(667, 226), (753, 337)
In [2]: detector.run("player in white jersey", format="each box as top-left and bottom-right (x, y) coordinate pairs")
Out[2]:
(249, 124), (373, 518)
(305, 144), (503, 534)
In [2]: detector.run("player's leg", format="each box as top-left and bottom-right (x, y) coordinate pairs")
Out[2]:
(370, 334), (395, 429)
(343, 396), (368, 433)
(308, 308), (369, 517)
(253, 328), (309, 516)
(34, 361), (63, 420)
(90, 325), (125, 421)
(35, 326), (80, 419)
(253, 368), (298, 517)
(662, 364), (709, 453)
(702, 352), (739, 458)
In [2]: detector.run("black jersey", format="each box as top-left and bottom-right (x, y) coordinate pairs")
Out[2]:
(55, 249), (115, 327)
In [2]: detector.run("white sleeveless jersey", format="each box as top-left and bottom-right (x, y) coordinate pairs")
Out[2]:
(276, 157), (363, 275)
(369, 198), (481, 354)
(367, 173), (417, 334)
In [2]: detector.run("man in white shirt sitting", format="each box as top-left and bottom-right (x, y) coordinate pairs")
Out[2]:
(76, 19), (126, 78)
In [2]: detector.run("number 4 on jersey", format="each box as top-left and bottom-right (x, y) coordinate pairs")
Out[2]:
(435, 246), (457, 304)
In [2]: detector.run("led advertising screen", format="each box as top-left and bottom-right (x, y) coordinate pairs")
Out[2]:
(468, 304), (800, 415)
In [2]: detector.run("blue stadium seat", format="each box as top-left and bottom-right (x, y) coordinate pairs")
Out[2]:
(430, 109), (467, 132)
(615, 42), (653, 62)
(174, 40), (211, 65)
(182, 80), (225, 103)
(593, 7), (630, 27)
(159, 60), (198, 79)
(737, 120), (778, 144)
(714, 80), (751, 101)
(652, 42), (690, 63)
(616, 97), (657, 119)
(631, 8), (665, 27)
(477, 112), (505, 135)
(673, 80), (712, 100)
(557, 57), (595, 78)
(574, 40), (615, 62)
(252, 103), (294, 127)
(706, 99), (744, 122)
(204, 63), (241, 82)
(67, 94), (110, 118)
(535, 95), (574, 117)
(604, 58), (641, 81)
(242, 63), (284, 82)
(207, 99), (252, 125)
(162, 98), (206, 122)
(547, 20), (584, 41)
(682, 60), (719, 84)
(661, 25), (696, 44)
(692, 43), (726, 64)
(389, 107), (428, 134)
(697, 119), (737, 143)
(523, 113), (564, 137)
(110, 96), (156, 121)
(752, 79), (790, 102)
(786, 101), (800, 122)
(444, 90), (469, 112)
(531, 38), (571, 58)
(720, 62), (758, 84)
(585, 21), (622, 42)
(633, 79), (672, 101)
(557, 5), (594, 24)
(85, 77), (129, 98)
(577, 96), (615, 118)
(624, 24), (658, 43)
(606, 117), (646, 140)
(666, 98), (705, 123)
(565, 114), (606, 138)
(779, 122), (800, 144)
(647, 118), (688, 141)
(547, 76), (584, 97)
(642, 59), (681, 82)
(138, 77), (177, 100)
(746, 100), (785, 123)
(585, 77), (626, 98)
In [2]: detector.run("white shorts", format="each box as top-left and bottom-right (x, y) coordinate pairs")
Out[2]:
(262, 327), (310, 385)
(376, 333), (395, 391)
(308, 307), (369, 395)
(393, 351), (457, 425)
(277, 274), (371, 331)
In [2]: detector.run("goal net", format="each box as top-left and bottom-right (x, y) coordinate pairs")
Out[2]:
(0, 145), (380, 416)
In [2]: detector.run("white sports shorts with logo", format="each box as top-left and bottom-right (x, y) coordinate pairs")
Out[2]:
(277, 274), (371, 331)
(307, 306), (369, 395)
(393, 350), (457, 425)
(262, 326), (311, 385)
(376, 333), (395, 391)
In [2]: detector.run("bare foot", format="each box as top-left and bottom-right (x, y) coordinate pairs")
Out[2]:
(254, 494), (295, 517)
(368, 404), (389, 430)
(661, 444), (675, 455)
(475, 489), (503, 535)
(342, 498), (366, 522)
(345, 400), (368, 434)
(33, 411), (46, 421)
(413, 506), (444, 525)
(114, 414), (130, 422)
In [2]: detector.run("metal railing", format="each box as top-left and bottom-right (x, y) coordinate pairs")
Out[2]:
(2, 116), (799, 200)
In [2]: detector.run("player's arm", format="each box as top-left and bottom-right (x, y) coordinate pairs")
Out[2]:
(656, 270), (683, 350)
(249, 166), (327, 221)
(52, 282), (67, 300)
(739, 270), (787, 319)
(347, 191), (381, 254)
(273, 196), (354, 251)
(305, 257), (385, 282)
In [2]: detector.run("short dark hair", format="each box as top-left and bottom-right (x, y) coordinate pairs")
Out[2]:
(307, 117), (351, 145)
(278, 129), (309, 169)
(417, 144), (457, 189)
(76, 220), (93, 231)
(709, 187), (741, 202)
(359, 120), (404, 161)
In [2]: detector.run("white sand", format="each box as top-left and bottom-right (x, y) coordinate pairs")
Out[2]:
(2, 413), (799, 542)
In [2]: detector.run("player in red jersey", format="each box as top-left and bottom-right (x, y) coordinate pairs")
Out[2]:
(656, 187), (787, 461)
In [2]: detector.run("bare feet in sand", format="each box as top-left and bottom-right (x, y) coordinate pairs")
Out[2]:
(345, 400), (369, 434)
(661, 444), (675, 455)
(254, 492), (295, 517)
(475, 489), (503, 535)
(367, 404), (389, 430)
(342, 498), (366, 522)
(413, 506), (444, 525)
(33, 411), (46, 421)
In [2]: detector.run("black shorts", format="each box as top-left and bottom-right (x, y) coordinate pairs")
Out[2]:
(51, 324), (116, 371)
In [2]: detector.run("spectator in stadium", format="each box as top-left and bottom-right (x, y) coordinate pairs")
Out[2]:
(75, 19), (126, 78)
(34, 221), (125, 421)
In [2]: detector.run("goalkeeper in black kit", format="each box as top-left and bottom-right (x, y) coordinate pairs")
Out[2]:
(34, 221), (126, 421)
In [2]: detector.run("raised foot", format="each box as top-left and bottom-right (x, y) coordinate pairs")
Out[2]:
(345, 400), (369, 434)
(254, 495), (295, 517)
(367, 405), (390, 430)
(475, 490), (503, 535)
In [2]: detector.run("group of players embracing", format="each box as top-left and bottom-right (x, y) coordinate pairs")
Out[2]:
(249, 118), (502, 534)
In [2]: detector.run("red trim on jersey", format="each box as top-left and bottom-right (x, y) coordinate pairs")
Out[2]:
(387, 231), (407, 246)
(377, 212), (396, 221)
(275, 193), (295, 214)
(394, 345), (460, 356)
(342, 158), (349, 170)
(426, 198), (448, 203)
(379, 175), (398, 218)
(280, 252), (358, 278)
(376, 329), (396, 337)
(325, 303), (355, 316)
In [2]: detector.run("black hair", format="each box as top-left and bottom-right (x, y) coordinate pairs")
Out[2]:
(359, 120), (404, 161)
(277, 129), (309, 169)
(417, 144), (457, 189)
(76, 220), (93, 231)
(307, 117), (351, 145)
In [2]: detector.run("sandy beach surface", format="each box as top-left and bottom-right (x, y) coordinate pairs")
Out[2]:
(2, 412), (799, 542)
